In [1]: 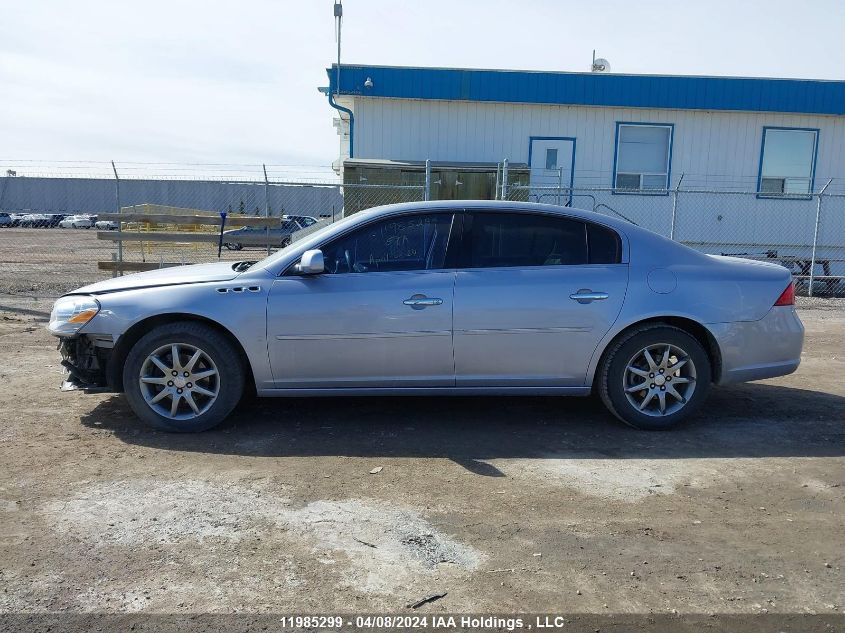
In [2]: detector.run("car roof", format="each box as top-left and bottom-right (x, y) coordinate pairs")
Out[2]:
(350, 200), (638, 234)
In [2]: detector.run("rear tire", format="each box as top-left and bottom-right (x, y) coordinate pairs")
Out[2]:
(122, 322), (245, 432)
(598, 324), (711, 430)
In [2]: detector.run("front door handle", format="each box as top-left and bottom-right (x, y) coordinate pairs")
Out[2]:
(570, 289), (609, 304)
(403, 294), (444, 309)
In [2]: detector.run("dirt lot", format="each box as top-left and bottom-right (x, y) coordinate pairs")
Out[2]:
(0, 228), (262, 296)
(1, 222), (845, 631)
(0, 289), (843, 629)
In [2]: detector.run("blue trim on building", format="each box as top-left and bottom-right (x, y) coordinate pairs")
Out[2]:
(755, 126), (820, 199)
(527, 136), (577, 206)
(326, 65), (845, 116)
(611, 122), (674, 196)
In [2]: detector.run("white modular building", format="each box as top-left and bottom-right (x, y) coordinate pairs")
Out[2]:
(322, 64), (845, 283)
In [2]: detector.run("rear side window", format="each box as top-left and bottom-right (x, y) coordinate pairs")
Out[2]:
(587, 223), (623, 264)
(470, 213), (588, 268)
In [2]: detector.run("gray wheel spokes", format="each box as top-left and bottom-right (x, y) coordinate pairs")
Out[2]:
(140, 376), (168, 385)
(623, 342), (697, 418)
(171, 344), (182, 370)
(148, 389), (170, 405)
(170, 393), (182, 417)
(185, 349), (202, 372)
(149, 355), (170, 375)
(625, 380), (650, 393)
(138, 343), (220, 421)
(657, 390), (667, 414)
(627, 366), (650, 379)
(183, 391), (200, 414)
(642, 348), (658, 372)
(668, 357), (689, 373)
(664, 382), (686, 403)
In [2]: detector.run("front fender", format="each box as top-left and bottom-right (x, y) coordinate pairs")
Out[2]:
(79, 275), (274, 389)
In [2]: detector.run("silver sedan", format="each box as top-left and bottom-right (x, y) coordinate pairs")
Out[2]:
(48, 201), (804, 431)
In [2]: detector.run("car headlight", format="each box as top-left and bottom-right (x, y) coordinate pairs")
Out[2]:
(48, 295), (100, 336)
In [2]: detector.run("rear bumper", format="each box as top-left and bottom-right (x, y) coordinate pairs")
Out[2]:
(708, 306), (804, 385)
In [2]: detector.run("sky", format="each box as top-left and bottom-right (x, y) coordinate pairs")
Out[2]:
(1, 0), (843, 171)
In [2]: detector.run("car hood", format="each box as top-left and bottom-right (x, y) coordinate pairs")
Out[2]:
(69, 261), (242, 295)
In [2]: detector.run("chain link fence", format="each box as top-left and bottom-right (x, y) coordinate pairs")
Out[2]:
(1, 161), (842, 297)
(0, 163), (424, 295)
(507, 181), (845, 297)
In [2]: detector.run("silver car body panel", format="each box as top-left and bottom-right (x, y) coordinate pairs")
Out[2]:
(267, 270), (455, 388)
(453, 264), (628, 386)
(61, 200), (803, 396)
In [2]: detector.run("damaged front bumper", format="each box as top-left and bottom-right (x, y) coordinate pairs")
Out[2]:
(57, 334), (114, 392)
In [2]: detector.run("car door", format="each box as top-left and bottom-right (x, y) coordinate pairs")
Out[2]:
(454, 211), (628, 387)
(267, 211), (458, 389)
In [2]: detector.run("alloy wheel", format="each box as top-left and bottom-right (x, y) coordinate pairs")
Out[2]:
(623, 343), (697, 417)
(138, 343), (220, 420)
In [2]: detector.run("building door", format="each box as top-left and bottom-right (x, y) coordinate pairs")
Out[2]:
(529, 137), (576, 205)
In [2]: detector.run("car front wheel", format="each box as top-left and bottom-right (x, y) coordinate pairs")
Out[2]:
(122, 322), (245, 432)
(598, 325), (711, 430)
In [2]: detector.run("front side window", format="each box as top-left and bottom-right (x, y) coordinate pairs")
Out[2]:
(758, 128), (818, 196)
(470, 213), (588, 268)
(320, 213), (453, 274)
(614, 123), (673, 192)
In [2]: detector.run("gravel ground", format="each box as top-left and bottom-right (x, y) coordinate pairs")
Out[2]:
(0, 241), (844, 631)
(0, 228), (260, 296)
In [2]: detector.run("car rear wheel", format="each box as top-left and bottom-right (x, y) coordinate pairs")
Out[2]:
(224, 242), (242, 251)
(123, 322), (244, 432)
(598, 325), (711, 430)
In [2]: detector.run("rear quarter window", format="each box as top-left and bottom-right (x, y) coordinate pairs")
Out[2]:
(587, 223), (622, 264)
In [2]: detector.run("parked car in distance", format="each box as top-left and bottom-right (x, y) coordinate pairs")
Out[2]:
(222, 216), (316, 250)
(19, 213), (52, 228)
(46, 214), (68, 228)
(0, 212), (11, 227)
(95, 220), (119, 231)
(8, 213), (26, 227)
(49, 200), (803, 433)
(284, 214), (319, 228)
(59, 215), (94, 229)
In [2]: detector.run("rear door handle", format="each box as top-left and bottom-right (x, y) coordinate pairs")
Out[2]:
(569, 290), (609, 304)
(403, 295), (444, 309)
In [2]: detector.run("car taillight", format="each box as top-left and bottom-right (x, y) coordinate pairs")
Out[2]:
(774, 282), (795, 306)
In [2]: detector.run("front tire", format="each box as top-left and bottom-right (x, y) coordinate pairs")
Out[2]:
(598, 325), (711, 430)
(122, 322), (245, 432)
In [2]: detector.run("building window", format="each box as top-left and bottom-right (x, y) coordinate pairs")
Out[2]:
(613, 123), (673, 193)
(758, 127), (818, 196)
(545, 148), (558, 170)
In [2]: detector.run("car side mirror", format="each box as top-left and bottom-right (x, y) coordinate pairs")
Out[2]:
(295, 249), (325, 275)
